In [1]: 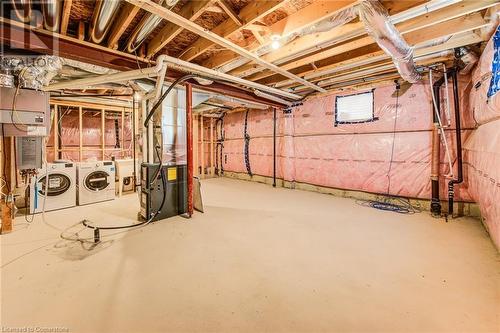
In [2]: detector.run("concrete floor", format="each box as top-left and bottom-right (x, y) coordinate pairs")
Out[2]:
(1, 178), (499, 332)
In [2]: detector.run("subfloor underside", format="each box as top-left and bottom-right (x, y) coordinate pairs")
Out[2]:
(1, 178), (499, 332)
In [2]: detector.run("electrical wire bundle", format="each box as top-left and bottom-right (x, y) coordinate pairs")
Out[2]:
(244, 110), (252, 176)
(356, 80), (421, 215)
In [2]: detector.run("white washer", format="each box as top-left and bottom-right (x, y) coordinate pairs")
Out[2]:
(77, 161), (116, 205)
(29, 162), (77, 214)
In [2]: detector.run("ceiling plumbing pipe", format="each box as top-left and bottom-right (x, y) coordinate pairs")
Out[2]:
(358, 0), (421, 83)
(43, 55), (302, 101)
(41, 0), (62, 32)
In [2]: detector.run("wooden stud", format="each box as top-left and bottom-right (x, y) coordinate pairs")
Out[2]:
(101, 109), (105, 160)
(53, 104), (58, 159)
(121, 109), (125, 158)
(79, 106), (83, 161)
(200, 115), (205, 178)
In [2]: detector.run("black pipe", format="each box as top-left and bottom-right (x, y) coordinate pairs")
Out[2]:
(132, 95), (137, 190)
(273, 107), (276, 188)
(431, 75), (443, 216)
(448, 68), (463, 215)
(430, 68), (455, 216)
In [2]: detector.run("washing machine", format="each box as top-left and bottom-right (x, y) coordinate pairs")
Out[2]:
(29, 163), (77, 214)
(77, 161), (116, 205)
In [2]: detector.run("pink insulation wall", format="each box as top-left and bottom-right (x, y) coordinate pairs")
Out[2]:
(463, 26), (500, 249)
(223, 81), (473, 202)
(46, 108), (133, 162)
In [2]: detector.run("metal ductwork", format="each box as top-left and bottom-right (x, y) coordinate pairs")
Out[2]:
(126, 0), (180, 53)
(10, 0), (32, 23)
(90, 0), (121, 44)
(41, 0), (62, 32)
(358, 0), (421, 83)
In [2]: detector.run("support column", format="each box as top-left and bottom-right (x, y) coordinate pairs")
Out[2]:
(78, 106), (83, 161)
(200, 115), (205, 179)
(193, 115), (199, 177)
(186, 83), (194, 217)
(210, 118), (214, 176)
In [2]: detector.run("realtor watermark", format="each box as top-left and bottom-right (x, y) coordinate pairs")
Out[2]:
(0, 2), (60, 56)
(1, 327), (69, 333)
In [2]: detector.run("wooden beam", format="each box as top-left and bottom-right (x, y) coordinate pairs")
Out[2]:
(147, 0), (214, 58)
(209, 0), (427, 71)
(1, 18), (286, 108)
(217, 0), (243, 26)
(193, 115), (199, 177)
(125, 0), (326, 92)
(101, 109), (105, 160)
(292, 32), (484, 91)
(251, 30), (266, 45)
(204, 0), (359, 69)
(229, 0), (495, 78)
(178, 0), (284, 61)
(60, 0), (72, 35)
(248, 11), (489, 83)
(107, 3), (141, 48)
(53, 104), (59, 159)
(210, 118), (214, 176)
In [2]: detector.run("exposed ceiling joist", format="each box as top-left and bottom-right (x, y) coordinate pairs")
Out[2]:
(217, 0), (243, 26)
(125, 0), (327, 93)
(147, 0), (215, 58)
(290, 31), (485, 92)
(229, 0), (496, 79)
(107, 3), (141, 48)
(178, 0), (284, 61)
(203, 0), (360, 70)
(248, 8), (490, 83)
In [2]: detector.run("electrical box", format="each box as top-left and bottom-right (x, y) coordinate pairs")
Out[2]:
(0, 87), (50, 136)
(16, 136), (43, 170)
(140, 163), (187, 222)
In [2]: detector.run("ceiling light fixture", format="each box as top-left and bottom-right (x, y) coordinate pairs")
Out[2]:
(270, 34), (281, 50)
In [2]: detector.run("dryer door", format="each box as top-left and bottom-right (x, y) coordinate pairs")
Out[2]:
(85, 171), (110, 192)
(38, 173), (71, 196)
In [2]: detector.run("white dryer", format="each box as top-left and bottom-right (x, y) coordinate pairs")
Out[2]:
(29, 162), (77, 214)
(77, 161), (116, 205)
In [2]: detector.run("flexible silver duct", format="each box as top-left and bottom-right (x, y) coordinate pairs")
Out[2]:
(358, 0), (421, 83)
(5, 56), (61, 90)
(90, 0), (122, 44)
(41, 0), (62, 32)
(125, 0), (180, 53)
(10, 0), (31, 23)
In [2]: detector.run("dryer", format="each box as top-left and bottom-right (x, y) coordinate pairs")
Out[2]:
(29, 163), (77, 214)
(77, 161), (116, 205)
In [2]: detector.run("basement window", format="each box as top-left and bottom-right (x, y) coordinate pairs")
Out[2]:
(335, 91), (375, 126)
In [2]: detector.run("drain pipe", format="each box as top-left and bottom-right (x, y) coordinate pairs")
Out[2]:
(431, 73), (443, 216)
(448, 67), (463, 216)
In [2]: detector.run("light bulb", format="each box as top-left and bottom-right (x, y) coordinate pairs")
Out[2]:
(271, 40), (280, 50)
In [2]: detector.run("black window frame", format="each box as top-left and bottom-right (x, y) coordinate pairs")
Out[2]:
(334, 89), (378, 126)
